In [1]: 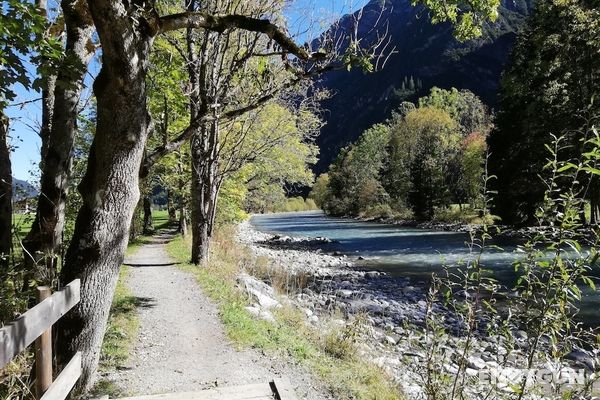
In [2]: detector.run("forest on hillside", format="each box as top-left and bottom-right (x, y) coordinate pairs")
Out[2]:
(0, 0), (599, 399)
(312, 0), (600, 226)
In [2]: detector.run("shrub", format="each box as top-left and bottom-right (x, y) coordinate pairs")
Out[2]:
(360, 203), (395, 220)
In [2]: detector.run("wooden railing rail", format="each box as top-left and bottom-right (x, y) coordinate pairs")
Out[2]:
(0, 279), (81, 399)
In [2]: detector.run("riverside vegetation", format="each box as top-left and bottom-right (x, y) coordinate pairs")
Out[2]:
(166, 227), (403, 400)
(235, 130), (600, 399)
(146, 126), (600, 399)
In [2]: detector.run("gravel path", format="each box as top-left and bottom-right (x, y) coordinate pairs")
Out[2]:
(105, 230), (330, 399)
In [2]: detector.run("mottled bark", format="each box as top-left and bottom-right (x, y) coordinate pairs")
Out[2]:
(190, 121), (220, 265)
(0, 113), (12, 265)
(143, 196), (153, 234)
(179, 206), (188, 237)
(23, 0), (94, 282)
(52, 0), (321, 391)
(187, 0), (211, 264)
(167, 190), (176, 222)
(177, 151), (188, 237)
(40, 79), (56, 164)
(56, 0), (155, 391)
(37, 0), (56, 163)
(129, 201), (143, 241)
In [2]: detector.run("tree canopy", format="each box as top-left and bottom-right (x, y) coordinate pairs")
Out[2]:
(317, 87), (491, 221)
(489, 0), (600, 224)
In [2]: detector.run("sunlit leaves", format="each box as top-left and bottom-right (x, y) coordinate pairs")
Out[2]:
(414, 0), (500, 42)
(0, 0), (63, 109)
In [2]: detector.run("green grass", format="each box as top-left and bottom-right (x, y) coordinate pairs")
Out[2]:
(92, 250), (143, 398)
(97, 264), (140, 371)
(167, 230), (403, 400)
(432, 204), (500, 225)
(12, 213), (34, 238)
(10, 213), (35, 261)
(152, 209), (172, 230)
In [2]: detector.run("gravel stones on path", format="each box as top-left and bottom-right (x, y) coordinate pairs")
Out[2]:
(102, 231), (331, 399)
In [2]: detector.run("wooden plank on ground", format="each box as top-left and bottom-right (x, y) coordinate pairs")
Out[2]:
(0, 280), (80, 368)
(40, 352), (81, 400)
(116, 382), (276, 400)
(271, 379), (298, 400)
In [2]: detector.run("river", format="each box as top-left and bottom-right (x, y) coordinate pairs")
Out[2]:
(250, 210), (600, 325)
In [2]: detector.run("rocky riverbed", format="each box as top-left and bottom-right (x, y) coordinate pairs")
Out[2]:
(236, 220), (599, 399)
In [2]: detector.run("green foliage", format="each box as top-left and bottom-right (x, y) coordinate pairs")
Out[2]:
(420, 130), (600, 399)
(273, 197), (319, 213)
(489, 0), (600, 225)
(0, 0), (62, 109)
(0, 213), (36, 399)
(395, 106), (460, 219)
(418, 87), (491, 135)
(460, 132), (487, 205)
(319, 87), (490, 222)
(216, 174), (249, 225)
(323, 124), (391, 216)
(309, 173), (330, 208)
(415, 0), (500, 41)
(221, 102), (320, 217)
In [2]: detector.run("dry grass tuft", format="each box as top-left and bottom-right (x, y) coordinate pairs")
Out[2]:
(167, 228), (405, 400)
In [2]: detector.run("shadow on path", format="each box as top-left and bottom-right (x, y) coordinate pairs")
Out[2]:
(124, 262), (182, 268)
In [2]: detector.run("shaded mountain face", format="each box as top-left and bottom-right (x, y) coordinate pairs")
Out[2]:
(314, 0), (534, 172)
(12, 178), (38, 200)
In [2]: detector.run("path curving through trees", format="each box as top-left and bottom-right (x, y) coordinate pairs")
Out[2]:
(103, 230), (329, 399)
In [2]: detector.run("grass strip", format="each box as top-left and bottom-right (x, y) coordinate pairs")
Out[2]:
(167, 230), (403, 400)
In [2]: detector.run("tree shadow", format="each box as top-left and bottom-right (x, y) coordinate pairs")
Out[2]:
(111, 295), (156, 315)
(123, 262), (182, 268)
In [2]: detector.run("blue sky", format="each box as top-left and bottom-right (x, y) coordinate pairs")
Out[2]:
(8, 0), (366, 182)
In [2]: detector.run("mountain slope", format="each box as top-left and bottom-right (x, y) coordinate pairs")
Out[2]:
(315, 0), (534, 172)
(12, 177), (38, 200)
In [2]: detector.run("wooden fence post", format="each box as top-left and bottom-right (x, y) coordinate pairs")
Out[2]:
(35, 286), (53, 399)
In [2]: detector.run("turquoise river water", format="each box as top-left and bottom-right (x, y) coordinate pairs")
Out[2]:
(250, 210), (600, 325)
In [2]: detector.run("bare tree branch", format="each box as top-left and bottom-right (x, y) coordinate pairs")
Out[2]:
(158, 12), (326, 62)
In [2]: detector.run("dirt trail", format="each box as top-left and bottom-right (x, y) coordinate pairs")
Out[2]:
(104, 230), (330, 398)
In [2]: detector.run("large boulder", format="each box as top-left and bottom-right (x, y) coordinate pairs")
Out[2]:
(238, 273), (281, 309)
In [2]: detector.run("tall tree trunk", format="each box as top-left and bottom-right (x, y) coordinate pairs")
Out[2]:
(22, 0), (94, 284)
(0, 113), (12, 266)
(186, 2), (212, 264)
(143, 196), (153, 234)
(167, 189), (176, 222)
(179, 207), (188, 237)
(56, 1), (154, 391)
(190, 120), (219, 265)
(37, 0), (56, 165)
(129, 200), (143, 241)
(177, 152), (188, 237)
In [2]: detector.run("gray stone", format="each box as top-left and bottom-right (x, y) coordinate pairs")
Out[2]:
(566, 348), (596, 371)
(385, 335), (399, 345)
(467, 356), (486, 370)
(336, 289), (354, 298)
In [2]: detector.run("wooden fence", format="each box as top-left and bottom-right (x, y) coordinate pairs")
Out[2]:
(0, 280), (81, 400)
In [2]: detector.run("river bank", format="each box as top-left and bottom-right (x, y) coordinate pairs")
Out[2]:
(344, 212), (598, 243)
(237, 218), (599, 399)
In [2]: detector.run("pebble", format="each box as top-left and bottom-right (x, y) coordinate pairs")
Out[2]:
(236, 220), (588, 399)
